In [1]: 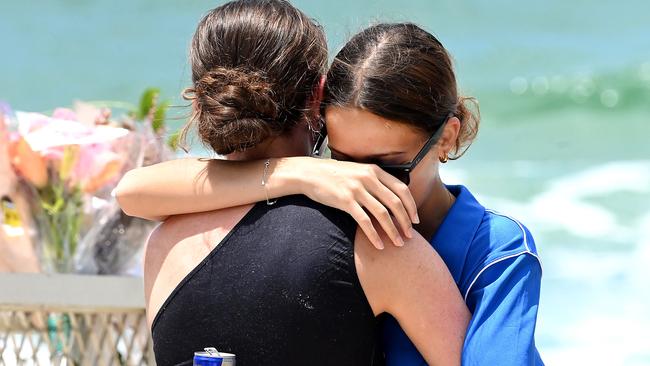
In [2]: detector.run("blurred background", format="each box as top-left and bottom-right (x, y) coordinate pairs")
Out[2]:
(1, 0), (649, 364)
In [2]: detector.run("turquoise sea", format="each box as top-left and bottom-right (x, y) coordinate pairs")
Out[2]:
(2, 1), (649, 364)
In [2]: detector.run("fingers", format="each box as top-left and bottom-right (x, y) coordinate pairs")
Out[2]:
(375, 168), (419, 224)
(365, 177), (414, 239)
(357, 190), (405, 248)
(348, 202), (385, 250)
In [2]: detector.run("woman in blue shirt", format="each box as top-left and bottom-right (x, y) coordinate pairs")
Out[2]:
(380, 184), (543, 365)
(117, 21), (543, 365)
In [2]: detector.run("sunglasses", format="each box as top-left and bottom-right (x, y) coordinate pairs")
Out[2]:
(376, 118), (448, 185)
(312, 116), (449, 185)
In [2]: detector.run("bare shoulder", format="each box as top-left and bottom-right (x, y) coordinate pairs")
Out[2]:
(354, 225), (442, 314)
(143, 205), (254, 327)
(146, 205), (251, 251)
(144, 205), (253, 274)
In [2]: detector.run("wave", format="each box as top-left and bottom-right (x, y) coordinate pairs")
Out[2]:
(466, 161), (650, 243)
(481, 62), (650, 117)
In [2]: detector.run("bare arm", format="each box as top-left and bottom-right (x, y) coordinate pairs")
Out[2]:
(356, 227), (470, 365)
(115, 156), (419, 249)
(116, 157), (289, 221)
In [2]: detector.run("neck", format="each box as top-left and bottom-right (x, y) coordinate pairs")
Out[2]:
(227, 125), (312, 161)
(414, 178), (455, 241)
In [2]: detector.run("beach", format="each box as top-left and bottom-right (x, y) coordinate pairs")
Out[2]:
(2, 0), (649, 364)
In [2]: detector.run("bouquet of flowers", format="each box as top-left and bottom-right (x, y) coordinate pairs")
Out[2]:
(1, 88), (177, 274)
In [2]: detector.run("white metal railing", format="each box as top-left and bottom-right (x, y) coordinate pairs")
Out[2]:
(0, 273), (154, 366)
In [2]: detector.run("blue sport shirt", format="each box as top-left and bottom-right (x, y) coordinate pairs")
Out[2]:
(380, 185), (544, 365)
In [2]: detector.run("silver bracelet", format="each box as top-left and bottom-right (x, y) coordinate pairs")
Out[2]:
(261, 159), (277, 206)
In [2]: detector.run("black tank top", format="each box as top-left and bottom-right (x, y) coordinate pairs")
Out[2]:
(151, 195), (384, 366)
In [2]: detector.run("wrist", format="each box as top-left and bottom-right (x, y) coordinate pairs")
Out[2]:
(267, 156), (313, 198)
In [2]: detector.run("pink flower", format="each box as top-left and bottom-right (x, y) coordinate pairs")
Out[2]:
(72, 101), (105, 126)
(8, 135), (48, 188)
(52, 108), (78, 121)
(15, 112), (51, 135)
(72, 143), (124, 193)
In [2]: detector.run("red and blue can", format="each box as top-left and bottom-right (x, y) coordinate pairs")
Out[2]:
(193, 347), (236, 366)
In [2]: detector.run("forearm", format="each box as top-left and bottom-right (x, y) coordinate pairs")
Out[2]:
(115, 157), (304, 220)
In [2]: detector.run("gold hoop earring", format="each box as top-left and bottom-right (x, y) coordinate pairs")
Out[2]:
(439, 154), (449, 164)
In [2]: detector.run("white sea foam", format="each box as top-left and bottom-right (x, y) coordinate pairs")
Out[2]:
(630, 211), (650, 284)
(544, 249), (628, 281)
(544, 307), (650, 366)
(471, 161), (650, 364)
(477, 161), (650, 241)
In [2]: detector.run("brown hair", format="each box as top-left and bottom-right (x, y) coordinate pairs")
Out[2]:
(181, 0), (327, 155)
(324, 23), (479, 159)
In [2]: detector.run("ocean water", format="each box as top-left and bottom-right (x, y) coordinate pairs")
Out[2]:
(1, 0), (649, 364)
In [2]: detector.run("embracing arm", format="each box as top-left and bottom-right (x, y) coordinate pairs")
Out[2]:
(356, 228), (470, 365)
(115, 156), (418, 248)
(116, 157), (290, 221)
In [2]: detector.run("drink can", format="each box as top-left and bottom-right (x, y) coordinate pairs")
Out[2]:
(193, 348), (236, 366)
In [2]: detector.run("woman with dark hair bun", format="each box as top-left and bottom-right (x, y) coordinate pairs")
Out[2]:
(133, 2), (469, 366)
(117, 7), (543, 366)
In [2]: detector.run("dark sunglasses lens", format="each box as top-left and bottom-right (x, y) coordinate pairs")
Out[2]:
(380, 167), (410, 185)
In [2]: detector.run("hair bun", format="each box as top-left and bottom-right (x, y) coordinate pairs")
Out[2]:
(183, 67), (281, 155)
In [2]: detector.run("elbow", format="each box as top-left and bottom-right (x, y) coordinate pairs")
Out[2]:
(114, 170), (140, 217)
(115, 169), (167, 222)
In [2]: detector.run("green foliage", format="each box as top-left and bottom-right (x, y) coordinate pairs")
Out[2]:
(136, 88), (160, 121)
(152, 100), (169, 133)
(166, 129), (181, 151)
(37, 181), (84, 273)
(136, 87), (170, 134)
